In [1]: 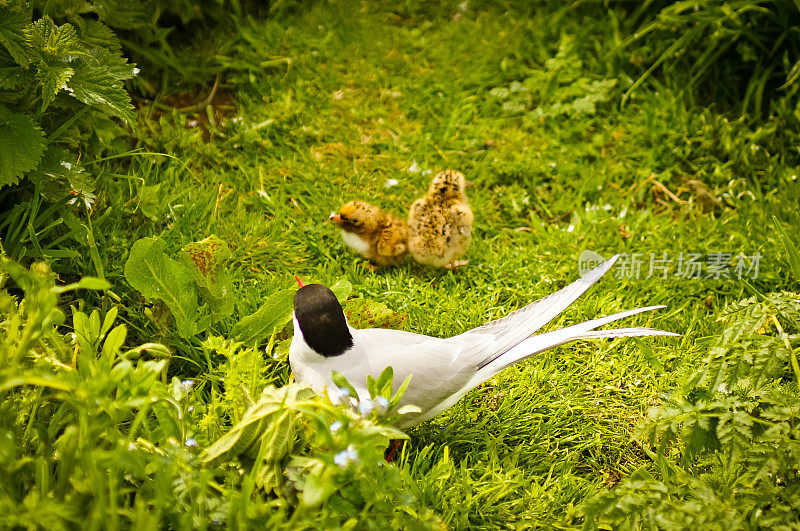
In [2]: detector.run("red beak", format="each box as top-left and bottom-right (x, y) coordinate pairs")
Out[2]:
(329, 213), (343, 223)
(294, 275), (306, 288)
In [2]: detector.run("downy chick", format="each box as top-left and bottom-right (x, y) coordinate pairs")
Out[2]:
(407, 170), (473, 268)
(330, 200), (408, 267)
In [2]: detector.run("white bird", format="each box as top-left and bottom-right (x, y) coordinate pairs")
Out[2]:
(289, 255), (678, 428)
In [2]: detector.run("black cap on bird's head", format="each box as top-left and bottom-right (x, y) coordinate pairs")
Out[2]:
(293, 281), (353, 358)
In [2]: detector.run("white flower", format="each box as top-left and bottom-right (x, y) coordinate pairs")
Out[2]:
(408, 161), (421, 173)
(329, 421), (342, 433)
(334, 445), (358, 467)
(185, 438), (197, 447)
(384, 178), (399, 188)
(328, 386), (351, 405)
(373, 396), (389, 415)
(358, 398), (374, 416)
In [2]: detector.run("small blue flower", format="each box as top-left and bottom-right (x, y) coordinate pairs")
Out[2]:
(328, 386), (351, 405)
(358, 398), (374, 416)
(181, 379), (195, 390)
(329, 421), (342, 433)
(374, 396), (389, 414)
(334, 445), (358, 467)
(185, 438), (198, 447)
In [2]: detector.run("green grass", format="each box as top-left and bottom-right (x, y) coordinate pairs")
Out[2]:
(4, 0), (800, 528)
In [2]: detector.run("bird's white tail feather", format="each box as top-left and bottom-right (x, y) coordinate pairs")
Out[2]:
(476, 304), (667, 369)
(457, 255), (621, 359)
(476, 305), (678, 379)
(410, 260), (679, 427)
(411, 315), (678, 426)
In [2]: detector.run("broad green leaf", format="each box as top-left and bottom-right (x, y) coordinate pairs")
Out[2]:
(35, 0), (93, 20)
(179, 234), (234, 321)
(330, 278), (352, 302)
(231, 287), (295, 344)
(67, 48), (136, 124)
(137, 181), (162, 219)
(27, 147), (95, 204)
(0, 374), (75, 393)
(202, 384), (314, 463)
(24, 17), (83, 61)
(76, 276), (110, 291)
(35, 59), (74, 111)
(330, 370), (358, 400)
(100, 306), (118, 339)
(23, 17), (86, 111)
(0, 105), (46, 187)
(343, 298), (407, 329)
(52, 276), (110, 293)
(101, 324), (127, 359)
(122, 342), (170, 358)
(91, 0), (152, 30)
(123, 236), (202, 338)
(202, 415), (267, 463)
(76, 19), (121, 53)
(0, 6), (29, 66)
(0, 65), (31, 90)
(375, 366), (393, 393)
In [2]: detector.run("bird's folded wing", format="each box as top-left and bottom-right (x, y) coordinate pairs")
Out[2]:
(352, 328), (476, 415)
(453, 255), (620, 365)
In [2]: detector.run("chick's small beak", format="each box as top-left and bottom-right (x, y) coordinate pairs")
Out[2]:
(294, 275), (306, 288)
(329, 212), (343, 224)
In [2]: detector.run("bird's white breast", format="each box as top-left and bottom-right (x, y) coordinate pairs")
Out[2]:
(340, 230), (371, 254)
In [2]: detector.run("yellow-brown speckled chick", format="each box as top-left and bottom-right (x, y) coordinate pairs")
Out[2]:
(329, 201), (409, 267)
(407, 170), (473, 268)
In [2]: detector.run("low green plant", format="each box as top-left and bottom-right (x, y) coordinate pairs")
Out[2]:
(489, 36), (619, 125)
(124, 235), (235, 338)
(609, 0), (800, 115)
(584, 290), (800, 528)
(0, 3), (137, 190)
(0, 255), (441, 528)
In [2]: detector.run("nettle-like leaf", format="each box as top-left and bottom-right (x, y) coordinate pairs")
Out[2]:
(124, 236), (207, 338)
(74, 18), (121, 53)
(343, 298), (407, 330)
(0, 105), (46, 187)
(0, 61), (31, 90)
(24, 17), (84, 111)
(24, 16), (83, 60)
(67, 47), (136, 124)
(27, 146), (95, 203)
(179, 234), (234, 321)
(0, 6), (29, 66)
(35, 59), (74, 111)
(91, 0), (152, 30)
